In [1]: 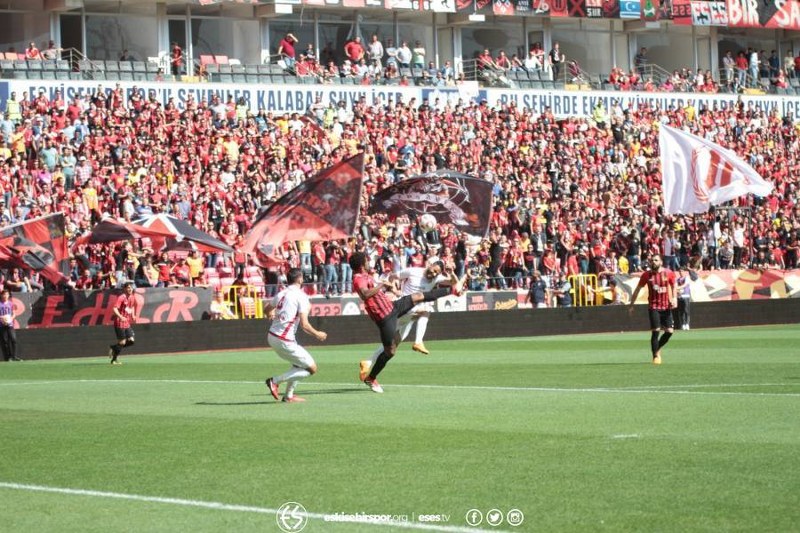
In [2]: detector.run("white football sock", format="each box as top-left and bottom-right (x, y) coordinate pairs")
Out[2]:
(285, 380), (298, 398)
(275, 367), (311, 384)
(414, 316), (429, 344)
(399, 318), (414, 343)
(369, 345), (382, 365)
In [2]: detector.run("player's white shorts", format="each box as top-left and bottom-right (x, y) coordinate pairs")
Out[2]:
(268, 333), (316, 368)
(409, 301), (434, 315)
(398, 302), (431, 330)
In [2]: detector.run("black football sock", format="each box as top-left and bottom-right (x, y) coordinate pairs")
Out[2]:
(650, 331), (660, 355)
(422, 287), (450, 302)
(658, 331), (673, 349)
(368, 351), (392, 379)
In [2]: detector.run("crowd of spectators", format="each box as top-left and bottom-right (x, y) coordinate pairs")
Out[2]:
(0, 69), (799, 297)
(275, 32), (464, 87)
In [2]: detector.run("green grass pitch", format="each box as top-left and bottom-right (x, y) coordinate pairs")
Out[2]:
(1, 325), (799, 532)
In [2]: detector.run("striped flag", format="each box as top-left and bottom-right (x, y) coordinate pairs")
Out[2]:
(659, 124), (774, 215)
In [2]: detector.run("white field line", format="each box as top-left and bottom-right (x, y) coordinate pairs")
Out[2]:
(616, 383), (796, 390)
(0, 482), (507, 533)
(0, 379), (799, 397)
(611, 434), (641, 439)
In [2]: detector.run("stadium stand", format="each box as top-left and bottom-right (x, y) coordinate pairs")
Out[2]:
(1, 76), (798, 298)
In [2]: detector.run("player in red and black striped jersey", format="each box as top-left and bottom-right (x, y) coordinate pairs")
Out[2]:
(109, 281), (139, 365)
(350, 252), (463, 393)
(629, 254), (676, 365)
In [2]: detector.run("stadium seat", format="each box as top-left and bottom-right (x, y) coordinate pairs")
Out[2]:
(207, 278), (221, 291)
(214, 55), (229, 65)
(55, 59), (70, 71)
(218, 73), (232, 83)
(105, 60), (119, 71)
(56, 70), (69, 80)
(217, 264), (234, 277)
(245, 74), (258, 84)
(13, 60), (28, 70)
(200, 55), (215, 66)
(244, 266), (263, 280)
(41, 70), (55, 80)
(132, 61), (147, 72)
(231, 64), (245, 74)
(106, 71), (120, 81)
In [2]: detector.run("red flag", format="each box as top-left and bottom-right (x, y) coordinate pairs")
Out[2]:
(0, 213), (69, 284)
(243, 154), (365, 265)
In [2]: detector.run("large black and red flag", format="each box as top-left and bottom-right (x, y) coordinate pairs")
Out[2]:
(0, 213), (69, 284)
(368, 170), (493, 237)
(243, 153), (365, 264)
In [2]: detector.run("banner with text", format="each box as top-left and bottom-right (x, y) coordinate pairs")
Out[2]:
(3, 80), (800, 121)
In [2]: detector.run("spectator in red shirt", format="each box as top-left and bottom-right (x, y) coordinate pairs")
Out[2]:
(344, 37), (365, 64)
(170, 42), (183, 77)
(25, 42), (42, 60)
(171, 257), (192, 286)
(277, 32), (298, 68)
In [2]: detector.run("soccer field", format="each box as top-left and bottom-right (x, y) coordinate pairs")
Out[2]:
(1, 325), (798, 533)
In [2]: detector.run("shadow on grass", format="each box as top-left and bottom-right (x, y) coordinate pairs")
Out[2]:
(294, 387), (363, 396)
(195, 388), (362, 406)
(582, 362), (652, 366)
(195, 401), (276, 406)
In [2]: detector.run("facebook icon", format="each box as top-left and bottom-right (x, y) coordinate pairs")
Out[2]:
(465, 509), (483, 526)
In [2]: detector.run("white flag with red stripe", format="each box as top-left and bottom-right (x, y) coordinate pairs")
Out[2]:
(659, 124), (774, 215)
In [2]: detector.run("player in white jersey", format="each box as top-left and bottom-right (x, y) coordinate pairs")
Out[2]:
(359, 261), (460, 381)
(396, 263), (448, 355)
(264, 268), (327, 403)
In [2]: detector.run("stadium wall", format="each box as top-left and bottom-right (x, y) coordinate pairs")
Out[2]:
(17, 299), (800, 360)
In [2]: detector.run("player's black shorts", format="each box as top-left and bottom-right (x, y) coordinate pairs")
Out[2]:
(376, 295), (417, 347)
(648, 309), (674, 330)
(115, 327), (135, 341)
